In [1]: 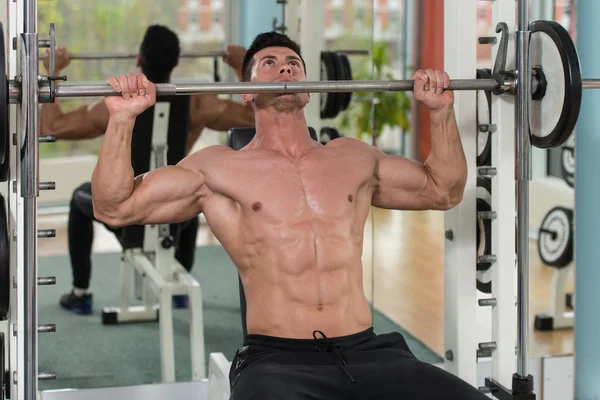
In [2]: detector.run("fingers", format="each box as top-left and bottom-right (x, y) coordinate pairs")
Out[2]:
(412, 69), (451, 94)
(223, 45), (235, 60)
(424, 69), (437, 93)
(107, 76), (121, 93)
(434, 70), (444, 94)
(116, 74), (130, 99)
(127, 73), (138, 97)
(412, 69), (427, 93)
(108, 73), (153, 99)
(136, 73), (147, 96)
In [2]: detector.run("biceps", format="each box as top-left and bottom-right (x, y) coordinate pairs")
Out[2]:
(372, 157), (436, 210)
(125, 166), (206, 225)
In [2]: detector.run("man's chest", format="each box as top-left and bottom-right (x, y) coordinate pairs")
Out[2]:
(206, 151), (376, 218)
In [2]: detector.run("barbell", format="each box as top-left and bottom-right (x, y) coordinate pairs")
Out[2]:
(54, 49), (369, 61)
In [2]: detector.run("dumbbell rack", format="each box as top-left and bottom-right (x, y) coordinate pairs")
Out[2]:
(5, 1), (58, 399)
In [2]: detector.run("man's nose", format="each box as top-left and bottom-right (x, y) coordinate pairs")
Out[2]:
(279, 65), (292, 75)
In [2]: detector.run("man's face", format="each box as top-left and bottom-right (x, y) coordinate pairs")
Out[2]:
(242, 46), (310, 113)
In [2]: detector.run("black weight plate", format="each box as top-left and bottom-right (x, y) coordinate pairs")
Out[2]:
(0, 22), (7, 165)
(0, 107), (9, 182)
(476, 177), (492, 271)
(528, 20), (581, 149)
(0, 194), (8, 320)
(561, 135), (575, 188)
(0, 332), (4, 400)
(537, 206), (574, 268)
(320, 127), (341, 145)
(329, 52), (346, 119)
(476, 273), (492, 294)
(320, 52), (338, 119)
(476, 69), (492, 167)
(476, 177), (492, 294)
(336, 52), (352, 111)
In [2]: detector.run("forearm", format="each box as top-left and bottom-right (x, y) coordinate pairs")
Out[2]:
(40, 95), (105, 140)
(424, 106), (467, 198)
(233, 67), (243, 81)
(210, 101), (254, 131)
(39, 102), (63, 135)
(40, 67), (63, 136)
(91, 118), (136, 220)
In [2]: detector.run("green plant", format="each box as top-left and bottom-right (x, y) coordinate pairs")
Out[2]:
(337, 41), (411, 144)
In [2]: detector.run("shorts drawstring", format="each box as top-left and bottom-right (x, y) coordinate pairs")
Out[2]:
(313, 330), (356, 383)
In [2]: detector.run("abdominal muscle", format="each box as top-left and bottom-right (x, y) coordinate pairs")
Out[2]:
(235, 219), (373, 339)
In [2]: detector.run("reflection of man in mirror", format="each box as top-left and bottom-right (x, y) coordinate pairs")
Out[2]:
(40, 25), (254, 154)
(40, 25), (255, 314)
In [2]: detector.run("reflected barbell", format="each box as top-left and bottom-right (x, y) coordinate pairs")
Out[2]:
(55, 49), (370, 61)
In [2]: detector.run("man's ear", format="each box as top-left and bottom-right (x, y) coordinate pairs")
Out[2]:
(136, 55), (141, 68)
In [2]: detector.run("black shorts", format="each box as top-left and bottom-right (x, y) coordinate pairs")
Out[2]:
(229, 327), (489, 400)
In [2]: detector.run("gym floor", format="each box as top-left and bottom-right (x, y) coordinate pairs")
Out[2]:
(37, 206), (573, 360)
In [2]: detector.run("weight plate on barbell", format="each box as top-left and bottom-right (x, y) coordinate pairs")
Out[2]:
(0, 23), (7, 166)
(330, 52), (347, 118)
(529, 20), (581, 149)
(476, 69), (492, 167)
(561, 135), (575, 188)
(0, 332), (4, 400)
(0, 194), (9, 321)
(336, 52), (353, 111)
(320, 52), (338, 119)
(476, 177), (492, 294)
(320, 127), (341, 145)
(537, 206), (574, 268)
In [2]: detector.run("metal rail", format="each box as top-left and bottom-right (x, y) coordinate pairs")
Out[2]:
(7, 77), (599, 103)
(40, 49), (369, 61)
(515, 0), (531, 380)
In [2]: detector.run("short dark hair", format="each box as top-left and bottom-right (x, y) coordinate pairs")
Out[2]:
(139, 25), (180, 83)
(241, 31), (306, 82)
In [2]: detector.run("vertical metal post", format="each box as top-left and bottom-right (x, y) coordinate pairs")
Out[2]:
(515, 0), (531, 380)
(21, 0), (39, 398)
(7, 0), (21, 399)
(442, 0), (478, 385)
(490, 0), (517, 390)
(300, 0), (324, 135)
(224, 0), (241, 83)
(284, 0), (299, 42)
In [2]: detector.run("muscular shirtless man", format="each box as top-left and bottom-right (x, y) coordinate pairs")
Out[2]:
(92, 32), (487, 399)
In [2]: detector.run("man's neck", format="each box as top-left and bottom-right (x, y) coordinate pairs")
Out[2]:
(252, 109), (315, 157)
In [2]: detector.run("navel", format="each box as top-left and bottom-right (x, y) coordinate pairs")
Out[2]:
(348, 194), (353, 203)
(317, 303), (324, 311)
(252, 202), (262, 212)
